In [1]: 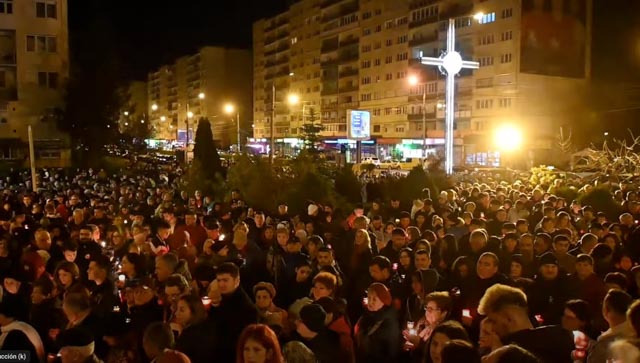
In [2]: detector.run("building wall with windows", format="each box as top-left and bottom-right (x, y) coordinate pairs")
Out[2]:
(0, 0), (70, 165)
(254, 0), (592, 165)
(148, 46), (252, 149)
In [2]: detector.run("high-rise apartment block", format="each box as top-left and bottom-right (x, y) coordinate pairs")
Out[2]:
(0, 0), (70, 165)
(253, 0), (591, 165)
(147, 47), (252, 149)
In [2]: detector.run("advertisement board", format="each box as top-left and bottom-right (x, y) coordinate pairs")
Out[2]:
(348, 110), (371, 140)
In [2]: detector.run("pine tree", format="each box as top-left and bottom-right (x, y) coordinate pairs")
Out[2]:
(300, 107), (323, 153)
(193, 118), (223, 178)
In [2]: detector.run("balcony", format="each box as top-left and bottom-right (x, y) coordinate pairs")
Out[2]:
(338, 37), (359, 48)
(265, 43), (290, 56)
(265, 57), (290, 68)
(339, 68), (358, 77)
(321, 39), (339, 53)
(323, 1), (358, 22)
(264, 17), (289, 32)
(338, 85), (358, 93)
(409, 0), (439, 10)
(439, 3), (474, 20)
(408, 112), (437, 121)
(320, 0), (343, 9)
(321, 87), (339, 96)
(408, 32), (439, 46)
(409, 15), (439, 29)
(338, 51), (358, 64)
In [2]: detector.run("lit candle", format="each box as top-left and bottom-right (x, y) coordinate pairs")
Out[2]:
(100, 241), (107, 248)
(462, 309), (471, 318)
(118, 274), (126, 282)
(407, 321), (416, 335)
(202, 296), (212, 309)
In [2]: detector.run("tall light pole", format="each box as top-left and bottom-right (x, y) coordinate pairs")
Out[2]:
(185, 92), (205, 148)
(224, 103), (241, 153)
(270, 84), (275, 163)
(408, 75), (427, 158)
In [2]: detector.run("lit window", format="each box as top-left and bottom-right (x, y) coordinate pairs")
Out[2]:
(479, 12), (496, 24)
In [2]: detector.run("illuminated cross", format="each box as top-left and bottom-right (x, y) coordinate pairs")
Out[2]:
(421, 18), (479, 174)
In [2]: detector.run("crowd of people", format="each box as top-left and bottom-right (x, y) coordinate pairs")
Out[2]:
(1, 166), (640, 363)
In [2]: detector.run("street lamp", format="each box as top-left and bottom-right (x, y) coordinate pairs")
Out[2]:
(287, 94), (300, 105)
(408, 75), (428, 158)
(223, 103), (241, 153)
(187, 111), (194, 119)
(151, 104), (158, 111)
(494, 124), (523, 152)
(198, 92), (205, 100)
(123, 111), (129, 116)
(160, 116), (166, 122)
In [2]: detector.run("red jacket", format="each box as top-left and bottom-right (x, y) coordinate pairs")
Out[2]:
(329, 315), (355, 363)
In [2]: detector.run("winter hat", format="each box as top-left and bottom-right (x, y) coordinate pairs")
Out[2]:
(308, 204), (319, 216)
(539, 252), (559, 267)
(253, 282), (277, 299)
(299, 304), (327, 333)
(368, 282), (392, 306)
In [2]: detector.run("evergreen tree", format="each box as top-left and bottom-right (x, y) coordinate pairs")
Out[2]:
(193, 118), (223, 178)
(300, 107), (323, 153)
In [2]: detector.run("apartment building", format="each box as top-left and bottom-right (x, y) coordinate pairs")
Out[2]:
(253, 0), (592, 166)
(148, 47), (252, 149)
(0, 0), (71, 166)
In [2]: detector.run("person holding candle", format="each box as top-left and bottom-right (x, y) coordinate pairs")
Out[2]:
(253, 282), (289, 336)
(403, 291), (452, 363)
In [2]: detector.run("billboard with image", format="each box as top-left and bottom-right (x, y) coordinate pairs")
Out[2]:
(520, 0), (587, 78)
(348, 110), (371, 140)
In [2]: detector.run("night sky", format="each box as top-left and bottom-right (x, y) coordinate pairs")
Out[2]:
(68, 0), (640, 83)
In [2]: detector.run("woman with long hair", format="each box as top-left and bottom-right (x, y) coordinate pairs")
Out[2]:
(174, 294), (217, 363)
(236, 324), (284, 363)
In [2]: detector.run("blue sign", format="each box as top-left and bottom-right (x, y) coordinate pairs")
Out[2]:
(348, 110), (371, 140)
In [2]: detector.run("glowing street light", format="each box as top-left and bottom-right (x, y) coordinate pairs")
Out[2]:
(140, 120), (145, 124)
(160, 116), (166, 122)
(224, 103), (241, 153)
(408, 75), (419, 86)
(473, 12), (485, 21)
(187, 111), (194, 119)
(198, 92), (205, 100)
(123, 111), (129, 116)
(151, 104), (158, 111)
(494, 125), (523, 151)
(287, 94), (300, 105)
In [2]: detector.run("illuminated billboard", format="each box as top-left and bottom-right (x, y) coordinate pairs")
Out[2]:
(348, 110), (371, 140)
(521, 0), (587, 78)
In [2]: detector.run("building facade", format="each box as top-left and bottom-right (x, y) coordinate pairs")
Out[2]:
(253, 0), (592, 166)
(147, 47), (252, 150)
(0, 0), (71, 166)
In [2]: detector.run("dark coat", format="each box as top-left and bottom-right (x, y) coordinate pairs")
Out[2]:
(89, 279), (119, 320)
(303, 328), (345, 363)
(2, 329), (39, 363)
(209, 287), (257, 363)
(354, 306), (401, 363)
(528, 274), (571, 325)
(175, 320), (218, 363)
(503, 325), (574, 363)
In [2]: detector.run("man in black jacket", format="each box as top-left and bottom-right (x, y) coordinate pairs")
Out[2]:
(478, 284), (574, 363)
(87, 255), (119, 320)
(209, 262), (257, 363)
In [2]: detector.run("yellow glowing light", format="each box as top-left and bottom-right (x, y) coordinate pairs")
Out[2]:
(494, 125), (523, 151)
(198, 93), (205, 100)
(408, 75), (419, 86)
(224, 103), (235, 114)
(151, 104), (158, 111)
(287, 94), (300, 105)
(473, 12), (485, 21)
(187, 111), (194, 118)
